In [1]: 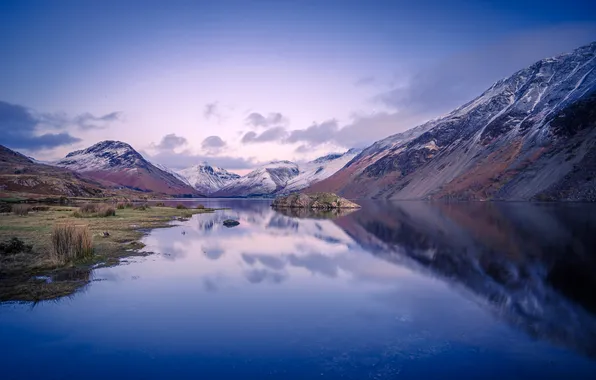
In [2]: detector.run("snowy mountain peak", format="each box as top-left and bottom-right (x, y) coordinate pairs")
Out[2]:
(55, 141), (198, 195)
(176, 163), (240, 194)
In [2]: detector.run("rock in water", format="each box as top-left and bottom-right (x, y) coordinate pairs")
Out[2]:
(271, 192), (360, 209)
(223, 219), (240, 227)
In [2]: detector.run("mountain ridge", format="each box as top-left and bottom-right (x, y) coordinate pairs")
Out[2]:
(309, 41), (596, 201)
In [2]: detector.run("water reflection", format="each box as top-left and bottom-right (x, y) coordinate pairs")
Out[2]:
(2, 200), (596, 379)
(338, 201), (596, 358)
(144, 200), (596, 359)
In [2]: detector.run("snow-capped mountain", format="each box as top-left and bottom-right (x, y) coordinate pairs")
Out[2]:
(55, 140), (199, 196)
(210, 149), (360, 197)
(280, 149), (360, 194)
(176, 163), (241, 194)
(152, 162), (191, 186)
(311, 41), (596, 201)
(213, 161), (299, 197)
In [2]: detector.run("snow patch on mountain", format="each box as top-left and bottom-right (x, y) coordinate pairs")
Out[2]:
(176, 163), (241, 194)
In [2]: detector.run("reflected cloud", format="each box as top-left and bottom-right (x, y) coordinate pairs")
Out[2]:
(244, 269), (287, 284)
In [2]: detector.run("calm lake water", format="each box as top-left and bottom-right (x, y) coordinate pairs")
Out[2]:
(1, 199), (596, 379)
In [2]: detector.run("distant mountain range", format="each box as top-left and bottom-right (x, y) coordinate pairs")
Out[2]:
(176, 163), (241, 195)
(211, 149), (360, 197)
(310, 41), (596, 201)
(1, 41), (594, 201)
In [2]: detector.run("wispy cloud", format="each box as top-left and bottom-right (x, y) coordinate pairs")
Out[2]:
(241, 127), (288, 144)
(245, 112), (289, 129)
(0, 100), (82, 150)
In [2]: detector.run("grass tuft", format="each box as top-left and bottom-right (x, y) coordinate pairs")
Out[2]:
(74, 204), (116, 218)
(12, 204), (30, 216)
(155, 202), (166, 207)
(195, 204), (205, 209)
(176, 204), (188, 210)
(116, 202), (126, 210)
(51, 223), (93, 263)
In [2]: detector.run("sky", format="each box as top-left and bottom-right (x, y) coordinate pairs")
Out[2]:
(1, 0), (595, 173)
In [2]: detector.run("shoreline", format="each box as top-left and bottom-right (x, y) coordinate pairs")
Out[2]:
(0, 205), (214, 303)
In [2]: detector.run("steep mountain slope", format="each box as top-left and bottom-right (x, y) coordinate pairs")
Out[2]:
(212, 161), (299, 197)
(55, 141), (200, 196)
(0, 145), (108, 197)
(280, 149), (360, 194)
(311, 41), (596, 201)
(176, 163), (240, 194)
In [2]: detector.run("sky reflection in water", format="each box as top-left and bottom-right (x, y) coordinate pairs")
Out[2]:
(1, 199), (596, 379)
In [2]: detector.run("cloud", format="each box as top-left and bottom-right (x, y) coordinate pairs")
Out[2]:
(282, 25), (596, 151)
(201, 135), (227, 154)
(376, 24), (596, 115)
(203, 102), (220, 121)
(0, 100), (82, 150)
(245, 112), (288, 128)
(73, 111), (123, 130)
(354, 75), (376, 87)
(241, 126), (288, 144)
(155, 133), (188, 151)
(286, 120), (339, 145)
(144, 149), (258, 170)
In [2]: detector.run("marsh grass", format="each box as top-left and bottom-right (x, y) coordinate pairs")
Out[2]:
(51, 223), (93, 264)
(12, 204), (30, 216)
(73, 204), (116, 218)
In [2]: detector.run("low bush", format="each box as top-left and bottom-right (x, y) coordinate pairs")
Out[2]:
(51, 223), (93, 263)
(74, 203), (116, 218)
(195, 204), (205, 209)
(12, 204), (30, 216)
(116, 202), (126, 210)
(96, 205), (116, 217)
(0, 237), (33, 255)
(79, 203), (98, 213)
(125, 202), (134, 208)
(31, 205), (50, 212)
(155, 202), (166, 207)
(133, 204), (150, 211)
(176, 204), (188, 210)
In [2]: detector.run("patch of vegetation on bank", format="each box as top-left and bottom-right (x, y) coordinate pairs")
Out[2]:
(0, 205), (214, 303)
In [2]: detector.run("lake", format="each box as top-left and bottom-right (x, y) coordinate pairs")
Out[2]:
(1, 199), (596, 379)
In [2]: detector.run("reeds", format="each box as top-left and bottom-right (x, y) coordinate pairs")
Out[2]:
(51, 223), (93, 263)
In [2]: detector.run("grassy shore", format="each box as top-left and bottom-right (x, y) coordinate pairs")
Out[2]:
(0, 204), (213, 302)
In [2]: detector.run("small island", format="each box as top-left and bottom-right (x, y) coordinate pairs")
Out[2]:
(271, 192), (360, 209)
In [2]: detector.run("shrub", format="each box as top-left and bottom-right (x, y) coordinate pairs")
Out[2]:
(12, 204), (30, 216)
(116, 202), (126, 210)
(0, 202), (11, 213)
(195, 204), (205, 209)
(133, 204), (148, 211)
(96, 205), (116, 217)
(176, 204), (188, 210)
(51, 223), (93, 263)
(79, 203), (98, 213)
(31, 205), (50, 212)
(74, 203), (116, 218)
(0, 237), (33, 255)
(125, 202), (134, 208)
(155, 202), (166, 207)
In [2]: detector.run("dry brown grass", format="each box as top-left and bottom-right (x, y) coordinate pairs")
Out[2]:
(51, 223), (93, 264)
(12, 204), (30, 216)
(73, 203), (116, 218)
(116, 202), (126, 210)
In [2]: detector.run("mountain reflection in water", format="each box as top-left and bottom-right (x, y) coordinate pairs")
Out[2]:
(2, 199), (596, 379)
